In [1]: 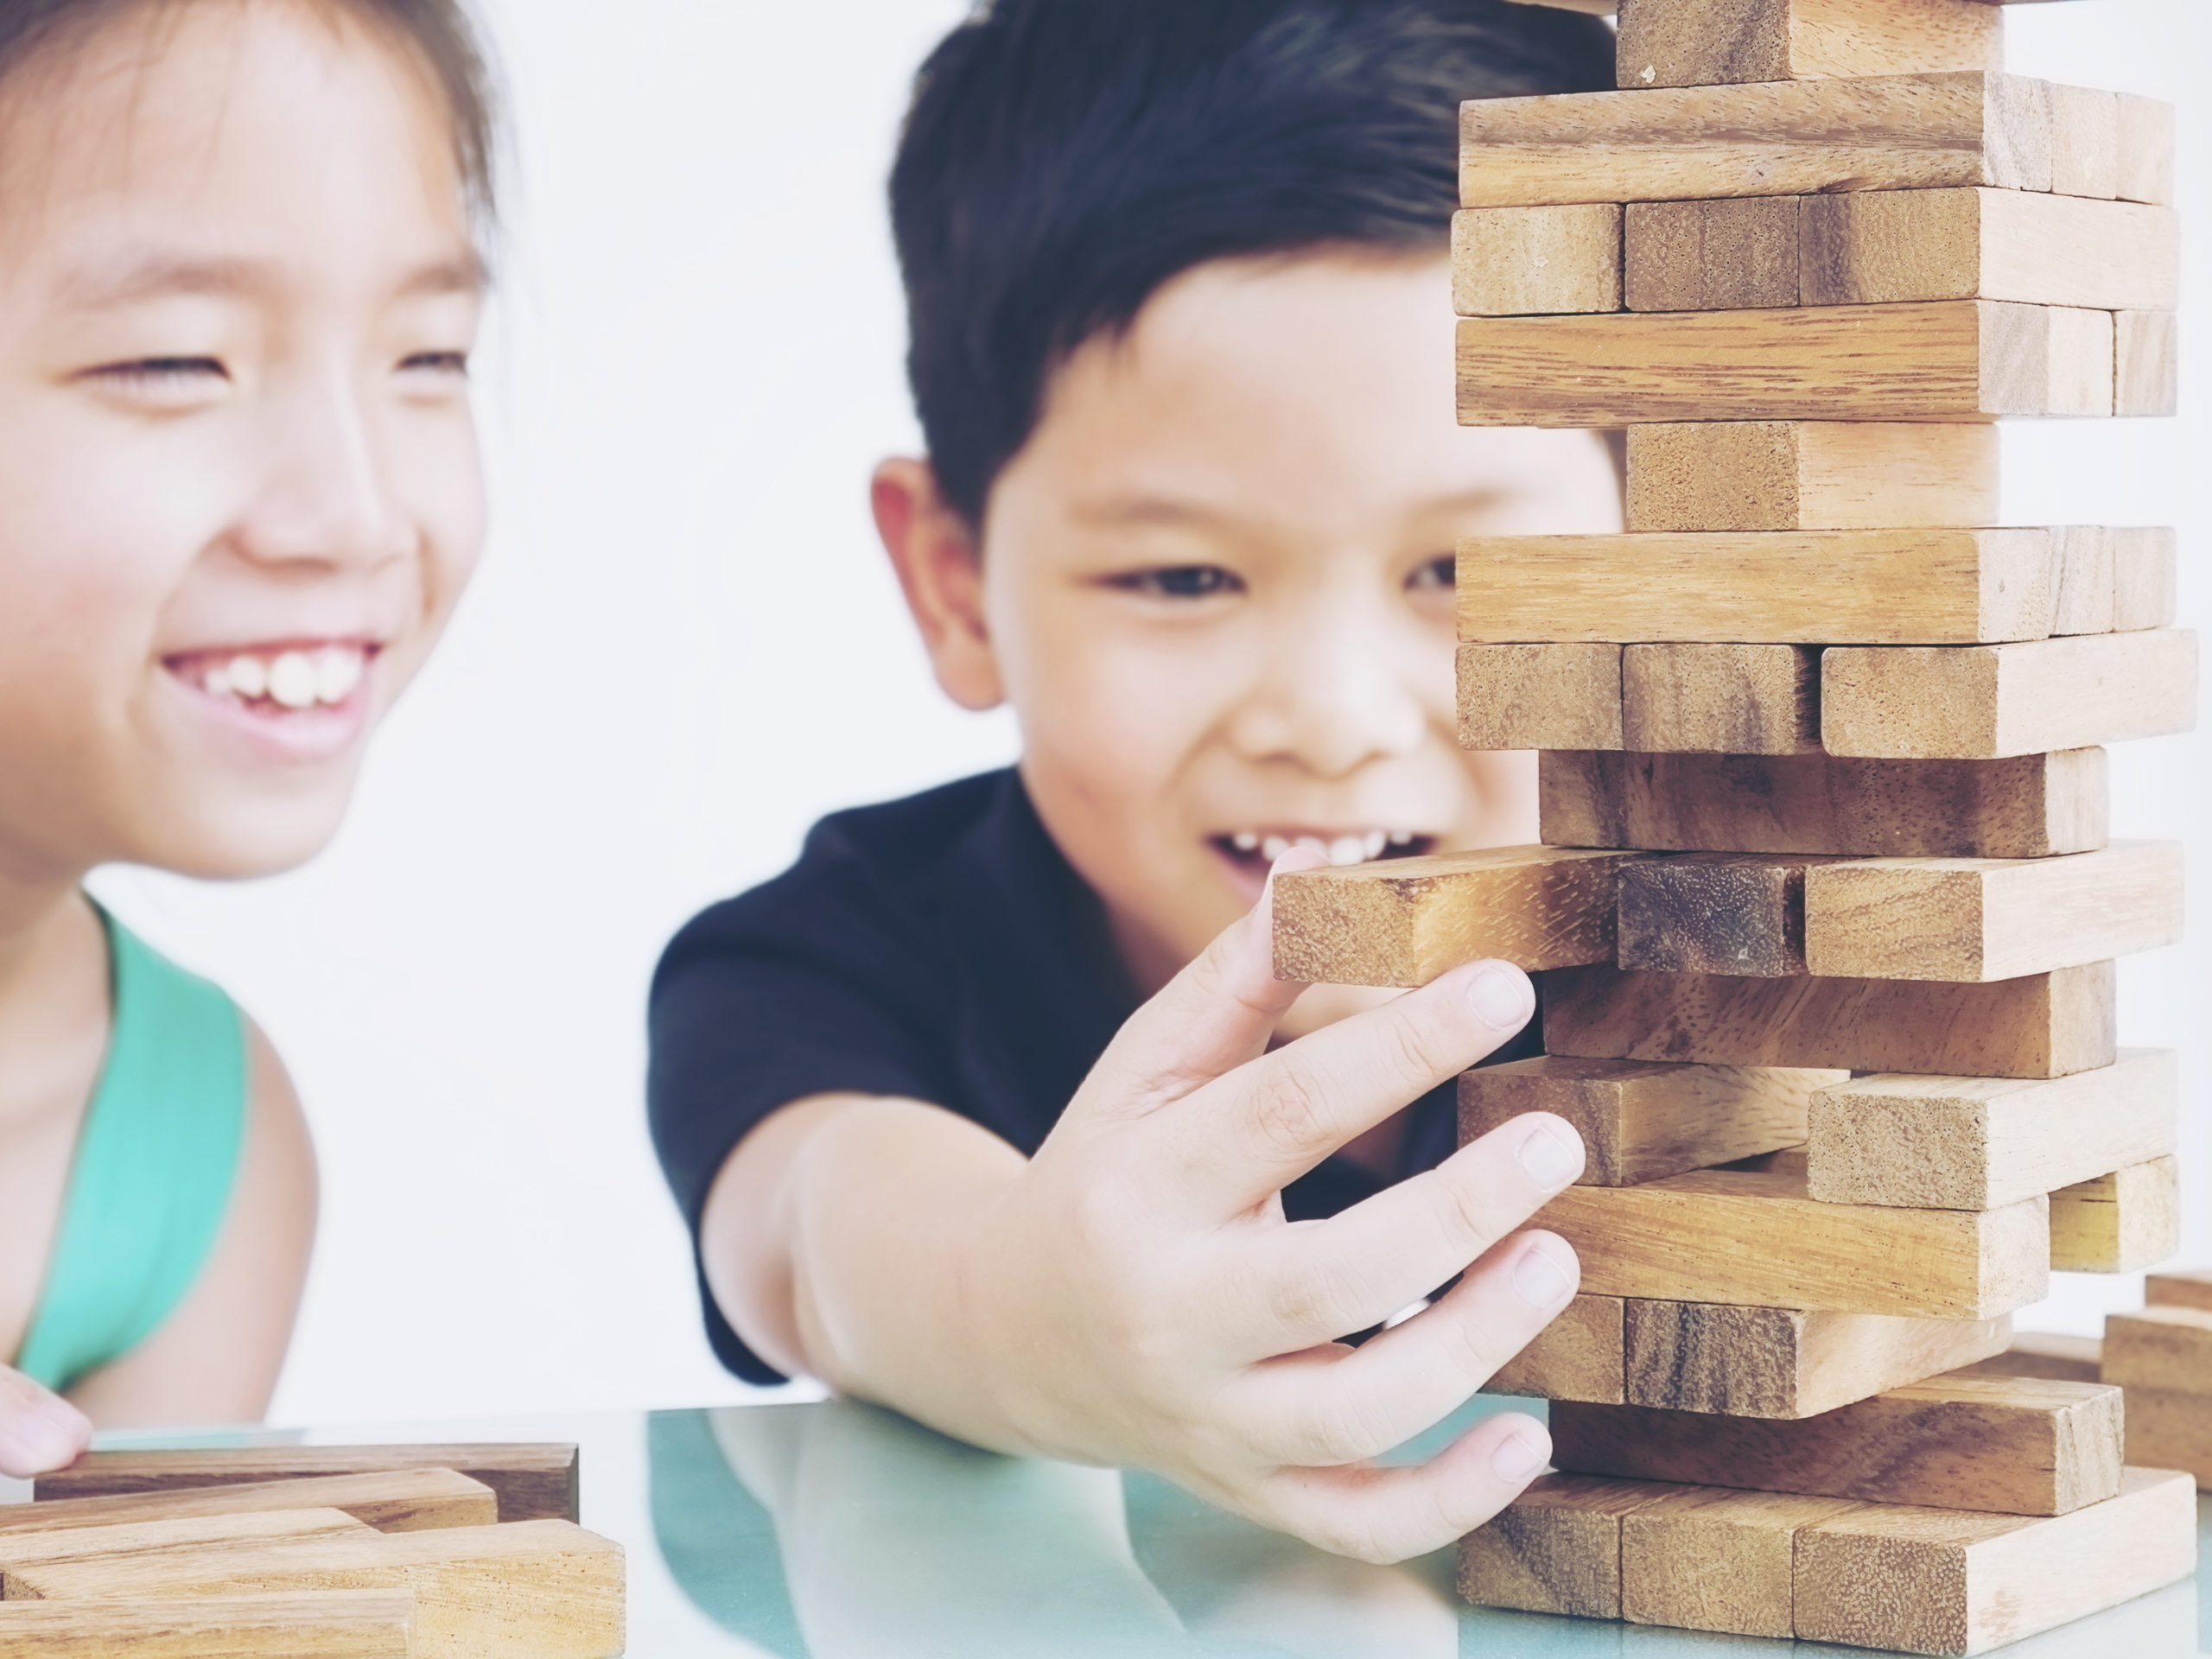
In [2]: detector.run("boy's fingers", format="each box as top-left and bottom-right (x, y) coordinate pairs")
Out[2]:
(0, 1366), (92, 1479)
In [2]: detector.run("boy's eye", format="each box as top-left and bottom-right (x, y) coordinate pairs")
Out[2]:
(85, 357), (230, 398)
(1407, 554), (1456, 592)
(399, 350), (471, 379)
(1103, 565), (1245, 600)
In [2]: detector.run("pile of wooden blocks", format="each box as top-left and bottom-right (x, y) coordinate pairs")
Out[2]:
(0, 1444), (623, 1656)
(1276, 0), (2197, 1652)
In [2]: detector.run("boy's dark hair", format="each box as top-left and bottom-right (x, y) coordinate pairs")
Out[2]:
(891, 0), (1613, 531)
(0, 0), (498, 226)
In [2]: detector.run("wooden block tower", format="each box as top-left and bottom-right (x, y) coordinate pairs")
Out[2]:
(1272, 0), (2197, 1651)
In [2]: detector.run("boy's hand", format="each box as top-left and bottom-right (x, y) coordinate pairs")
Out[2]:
(956, 849), (1584, 1563)
(0, 1364), (92, 1478)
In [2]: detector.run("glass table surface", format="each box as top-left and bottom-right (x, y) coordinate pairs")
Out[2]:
(8, 1393), (2204, 1658)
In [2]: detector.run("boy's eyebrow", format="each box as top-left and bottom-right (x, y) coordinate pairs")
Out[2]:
(55, 249), (488, 308)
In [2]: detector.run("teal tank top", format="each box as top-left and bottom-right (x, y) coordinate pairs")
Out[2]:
(13, 908), (250, 1394)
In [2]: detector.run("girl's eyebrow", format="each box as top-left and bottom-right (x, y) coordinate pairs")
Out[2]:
(56, 249), (486, 310)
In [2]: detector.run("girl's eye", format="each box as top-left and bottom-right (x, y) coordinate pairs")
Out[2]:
(88, 357), (229, 393)
(399, 350), (471, 378)
(1407, 554), (1455, 592)
(1104, 565), (1245, 600)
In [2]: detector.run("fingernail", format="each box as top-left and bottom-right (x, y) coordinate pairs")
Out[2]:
(1512, 1240), (1574, 1309)
(1491, 1427), (1548, 1484)
(1466, 964), (1535, 1029)
(0, 1397), (88, 1476)
(1517, 1118), (1583, 1191)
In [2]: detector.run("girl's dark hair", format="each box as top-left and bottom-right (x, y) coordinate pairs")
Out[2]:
(0, 0), (498, 226)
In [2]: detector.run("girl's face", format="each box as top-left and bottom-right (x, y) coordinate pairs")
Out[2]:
(0, 0), (486, 885)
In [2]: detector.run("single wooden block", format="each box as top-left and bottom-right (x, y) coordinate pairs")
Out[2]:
(1821, 630), (2199, 760)
(1455, 643), (1621, 751)
(1622, 1487), (1869, 1638)
(2050, 524), (2118, 636)
(1802, 842), (2184, 983)
(2114, 92), (2177, 206)
(1553, 1376), (2125, 1516)
(1456, 1473), (1680, 1618)
(1459, 528), (2055, 646)
(2146, 1269), (2212, 1313)
(2115, 310), (2179, 416)
(1792, 1467), (2197, 1655)
(1, 1470), (498, 1537)
(35, 1446), (579, 1525)
(1616, 853), (1842, 976)
(2050, 1156), (2182, 1272)
(1458, 1055), (1836, 1184)
(1622, 645), (1820, 754)
(1459, 301), (2113, 428)
(1613, 0), (2001, 90)
(1271, 846), (1635, 987)
(0, 1510), (374, 1576)
(1625, 1300), (2012, 1419)
(1624, 197), (1798, 312)
(1459, 73), (2050, 208)
(1451, 205), (1622, 316)
(3, 1521), (624, 1659)
(1490, 1294), (1626, 1403)
(1808, 1050), (2178, 1211)
(1541, 1166), (2049, 1319)
(0, 1592), (416, 1658)
(2047, 83), (2121, 199)
(2102, 1306), (2212, 1395)
(2126, 1389), (2212, 1490)
(1801, 190), (2179, 311)
(1953, 1331), (2106, 1384)
(1624, 422), (1999, 532)
(1542, 962), (2117, 1080)
(2111, 527), (2179, 631)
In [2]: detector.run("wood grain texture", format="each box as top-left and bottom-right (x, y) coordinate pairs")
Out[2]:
(1792, 1467), (2196, 1655)
(1622, 1487), (1869, 1637)
(2147, 1269), (2212, 1313)
(1451, 205), (1622, 316)
(1542, 962), (2117, 1080)
(1457, 301), (2112, 426)
(2114, 92), (2177, 206)
(0, 1510), (373, 1577)
(1456, 1474), (1681, 1617)
(1624, 197), (1799, 311)
(1800, 190), (2179, 311)
(1624, 421), (1999, 532)
(1821, 629), (2199, 759)
(35, 1446), (580, 1525)
(1539, 1166), (2049, 1318)
(1614, 0), (2001, 89)
(1622, 645), (1821, 754)
(1617, 854), (1838, 976)
(1953, 1331), (2105, 1383)
(1458, 1055), (1836, 1184)
(1459, 73), (2050, 208)
(2, 1470), (498, 1537)
(1553, 1376), (2125, 1516)
(2051, 524), (2117, 635)
(2048, 83), (2120, 199)
(1455, 643), (1621, 751)
(2115, 309), (2179, 416)
(1489, 1294), (1626, 1403)
(2101, 1306), (2212, 1395)
(2126, 1389), (2212, 1490)
(1458, 527), (2055, 645)
(1809, 1050), (2178, 1211)
(2111, 527), (2180, 631)
(0, 1593), (415, 1658)
(2050, 1156), (2182, 1272)
(3, 1521), (623, 1659)
(1272, 846), (1635, 987)
(1625, 1300), (2012, 1419)
(1541, 747), (2109, 861)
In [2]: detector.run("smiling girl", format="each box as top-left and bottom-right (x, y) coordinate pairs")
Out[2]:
(0, 0), (493, 1472)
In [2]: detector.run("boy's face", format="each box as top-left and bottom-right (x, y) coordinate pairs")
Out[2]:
(0, 0), (485, 886)
(882, 251), (1621, 984)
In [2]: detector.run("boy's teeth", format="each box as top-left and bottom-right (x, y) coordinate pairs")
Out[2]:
(1232, 831), (1260, 853)
(1364, 830), (1388, 860)
(1262, 835), (1290, 861)
(1327, 836), (1366, 867)
(226, 654), (270, 699)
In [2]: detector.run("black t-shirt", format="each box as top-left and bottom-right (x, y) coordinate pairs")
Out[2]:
(648, 768), (1538, 1384)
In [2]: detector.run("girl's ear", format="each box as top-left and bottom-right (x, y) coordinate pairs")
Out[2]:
(871, 458), (1005, 712)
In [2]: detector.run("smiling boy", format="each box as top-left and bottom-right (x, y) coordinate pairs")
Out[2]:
(652, 0), (1621, 1561)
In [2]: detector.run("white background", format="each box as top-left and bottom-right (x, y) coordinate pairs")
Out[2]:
(88, 0), (2211, 1427)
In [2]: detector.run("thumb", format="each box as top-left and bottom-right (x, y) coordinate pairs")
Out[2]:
(0, 1365), (92, 1478)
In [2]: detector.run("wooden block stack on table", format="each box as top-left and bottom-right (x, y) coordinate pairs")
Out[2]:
(1277, 4), (2196, 1651)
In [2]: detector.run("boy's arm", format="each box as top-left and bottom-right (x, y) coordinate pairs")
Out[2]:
(699, 852), (1586, 1564)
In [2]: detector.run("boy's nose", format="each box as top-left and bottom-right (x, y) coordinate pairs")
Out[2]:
(1230, 602), (1429, 779)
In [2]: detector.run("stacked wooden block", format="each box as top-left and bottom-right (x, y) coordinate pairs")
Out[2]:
(0, 1445), (622, 1656)
(1275, 1), (2197, 1652)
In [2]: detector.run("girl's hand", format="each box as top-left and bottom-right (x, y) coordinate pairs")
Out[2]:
(0, 1364), (92, 1478)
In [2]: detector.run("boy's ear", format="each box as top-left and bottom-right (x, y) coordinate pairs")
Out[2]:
(871, 458), (1005, 712)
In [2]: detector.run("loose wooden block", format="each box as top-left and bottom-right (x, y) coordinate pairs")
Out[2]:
(2050, 1156), (2182, 1272)
(1808, 1050), (2178, 1211)
(2126, 1389), (2212, 1489)
(1954, 1331), (2106, 1383)
(1800, 190), (2179, 311)
(1624, 422), (1999, 532)
(35, 1446), (580, 1525)
(1613, 0), (2001, 90)
(1542, 962), (2116, 1080)
(3, 1520), (624, 1659)
(2051, 524), (2118, 635)
(2102, 1307), (2212, 1395)
(2147, 1269), (2212, 1313)
(1802, 842), (2184, 983)
(1456, 1473), (1680, 1618)
(1553, 1376), (2125, 1516)
(1459, 73), (2050, 208)
(1458, 301), (2113, 426)
(2115, 92), (2177, 206)
(1793, 1467), (2197, 1655)
(2048, 83), (2121, 199)
(1541, 748), (2108, 861)
(0, 1510), (373, 1576)
(1625, 1300), (2012, 1419)
(1271, 846), (1635, 987)
(1541, 1166), (2049, 1319)
(0, 1592), (416, 1658)
(1616, 853), (1839, 976)
(2115, 310), (2179, 416)
(1458, 1055), (1836, 1184)
(2, 1470), (499, 1537)
(1624, 197), (1798, 312)
(1451, 205), (1622, 316)
(2112, 527), (2179, 631)
(1459, 527), (2055, 646)
(1821, 630), (2199, 760)
(1622, 645), (1820, 756)
(1455, 643), (1621, 751)
(1622, 1487), (1869, 1638)
(1489, 1294), (1626, 1404)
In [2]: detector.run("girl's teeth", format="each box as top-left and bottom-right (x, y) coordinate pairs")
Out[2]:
(226, 654), (270, 699)
(314, 648), (364, 704)
(266, 651), (319, 710)
(1262, 836), (1290, 862)
(1232, 832), (1260, 853)
(202, 664), (232, 697)
(1328, 836), (1366, 867)
(1364, 830), (1388, 860)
